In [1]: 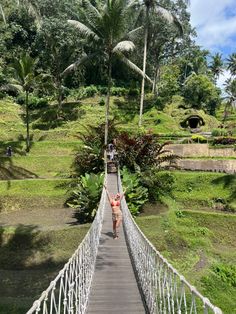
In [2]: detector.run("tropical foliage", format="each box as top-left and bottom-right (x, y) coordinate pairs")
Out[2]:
(140, 169), (175, 202)
(121, 167), (148, 216)
(8, 53), (37, 151)
(116, 132), (178, 171)
(74, 120), (119, 175)
(182, 74), (220, 114)
(63, 0), (151, 144)
(66, 172), (104, 222)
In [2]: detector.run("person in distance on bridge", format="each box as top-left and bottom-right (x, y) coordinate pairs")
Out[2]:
(104, 185), (125, 239)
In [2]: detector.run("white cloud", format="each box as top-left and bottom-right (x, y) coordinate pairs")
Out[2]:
(189, 0), (236, 54)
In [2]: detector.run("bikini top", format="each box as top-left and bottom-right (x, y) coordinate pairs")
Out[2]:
(111, 200), (120, 207)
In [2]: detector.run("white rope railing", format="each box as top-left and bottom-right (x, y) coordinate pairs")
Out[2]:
(117, 170), (223, 314)
(26, 175), (107, 314)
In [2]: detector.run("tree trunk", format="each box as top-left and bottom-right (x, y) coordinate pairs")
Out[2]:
(139, 6), (149, 127)
(25, 91), (30, 152)
(104, 57), (112, 146)
(153, 65), (160, 97)
(55, 75), (63, 119)
(0, 4), (6, 24)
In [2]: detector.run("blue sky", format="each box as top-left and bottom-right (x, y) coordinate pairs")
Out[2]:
(189, 0), (236, 57)
(189, 0), (236, 88)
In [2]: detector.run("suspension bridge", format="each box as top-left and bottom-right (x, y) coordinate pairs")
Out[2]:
(26, 164), (223, 314)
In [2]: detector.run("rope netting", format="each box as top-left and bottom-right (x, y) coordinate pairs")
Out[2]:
(117, 170), (222, 314)
(26, 166), (222, 314)
(26, 180), (106, 314)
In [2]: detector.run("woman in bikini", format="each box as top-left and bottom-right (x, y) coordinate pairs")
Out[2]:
(104, 185), (125, 239)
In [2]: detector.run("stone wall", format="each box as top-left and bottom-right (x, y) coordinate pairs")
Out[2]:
(168, 144), (236, 158)
(177, 159), (236, 174)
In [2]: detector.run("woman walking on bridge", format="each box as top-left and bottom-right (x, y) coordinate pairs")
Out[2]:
(104, 185), (125, 239)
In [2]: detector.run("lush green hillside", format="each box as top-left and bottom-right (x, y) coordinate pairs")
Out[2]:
(0, 97), (235, 313)
(171, 171), (236, 211)
(136, 171), (236, 314)
(0, 97), (226, 143)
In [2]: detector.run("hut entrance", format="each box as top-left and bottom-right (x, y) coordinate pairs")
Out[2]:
(180, 115), (205, 129)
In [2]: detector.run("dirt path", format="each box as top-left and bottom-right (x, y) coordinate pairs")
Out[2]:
(0, 206), (78, 230)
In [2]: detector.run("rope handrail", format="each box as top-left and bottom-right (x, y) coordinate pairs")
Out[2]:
(117, 170), (223, 314)
(26, 173), (107, 314)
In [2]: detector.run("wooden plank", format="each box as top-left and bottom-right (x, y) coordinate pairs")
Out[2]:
(86, 174), (147, 314)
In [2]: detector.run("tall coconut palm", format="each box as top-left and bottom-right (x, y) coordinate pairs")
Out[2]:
(227, 53), (236, 77)
(223, 78), (236, 122)
(11, 53), (37, 152)
(138, 0), (186, 127)
(63, 0), (152, 145)
(210, 52), (224, 81)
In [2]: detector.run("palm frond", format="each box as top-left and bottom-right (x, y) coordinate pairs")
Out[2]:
(68, 19), (100, 41)
(62, 53), (99, 76)
(0, 83), (23, 93)
(155, 6), (183, 36)
(126, 26), (143, 40)
(82, 0), (102, 21)
(11, 59), (25, 84)
(22, 54), (35, 76)
(123, 0), (140, 19)
(115, 51), (153, 84)
(127, 0), (139, 9)
(113, 41), (135, 53)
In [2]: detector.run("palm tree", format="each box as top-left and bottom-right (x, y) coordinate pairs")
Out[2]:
(11, 53), (37, 152)
(227, 53), (236, 77)
(138, 0), (185, 127)
(223, 78), (236, 122)
(63, 0), (152, 145)
(210, 52), (224, 81)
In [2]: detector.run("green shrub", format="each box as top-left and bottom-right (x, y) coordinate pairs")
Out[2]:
(211, 128), (228, 137)
(111, 87), (128, 96)
(74, 120), (118, 175)
(97, 86), (108, 95)
(175, 210), (185, 218)
(0, 92), (5, 99)
(212, 137), (236, 146)
(212, 263), (236, 287)
(121, 167), (148, 216)
(191, 134), (207, 143)
(128, 88), (139, 97)
(66, 173), (104, 222)
(83, 85), (98, 97)
(16, 93), (49, 109)
(116, 132), (178, 172)
(70, 85), (99, 99)
(99, 97), (105, 106)
(141, 169), (175, 202)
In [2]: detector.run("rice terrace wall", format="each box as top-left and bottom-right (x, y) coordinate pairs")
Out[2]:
(168, 144), (236, 174)
(168, 144), (236, 158)
(177, 159), (236, 174)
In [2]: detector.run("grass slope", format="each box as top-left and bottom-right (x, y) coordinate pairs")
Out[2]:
(136, 171), (236, 313)
(0, 179), (70, 213)
(171, 171), (236, 210)
(0, 225), (90, 314)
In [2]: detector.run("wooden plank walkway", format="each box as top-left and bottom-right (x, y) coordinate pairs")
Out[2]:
(86, 173), (147, 314)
